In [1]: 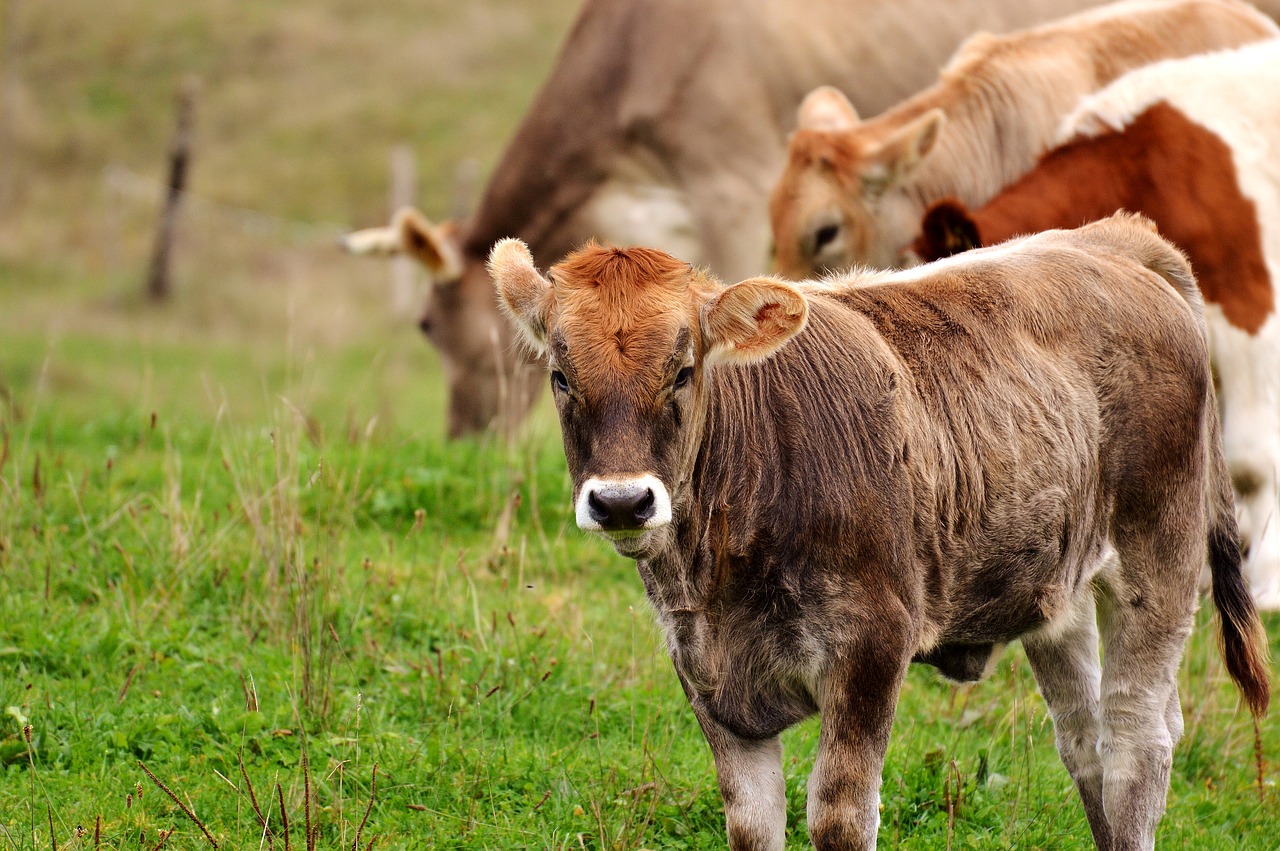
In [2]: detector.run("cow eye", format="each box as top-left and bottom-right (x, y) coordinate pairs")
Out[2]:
(550, 370), (569, 393)
(673, 366), (694, 390)
(814, 223), (840, 252)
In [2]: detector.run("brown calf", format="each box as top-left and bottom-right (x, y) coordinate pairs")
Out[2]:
(490, 215), (1269, 850)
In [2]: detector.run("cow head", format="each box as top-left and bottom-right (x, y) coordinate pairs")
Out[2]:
(770, 86), (945, 276)
(911, 198), (985, 263)
(489, 239), (807, 558)
(343, 207), (539, 438)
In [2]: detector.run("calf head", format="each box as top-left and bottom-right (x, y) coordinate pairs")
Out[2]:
(343, 207), (538, 438)
(489, 239), (807, 557)
(770, 86), (945, 276)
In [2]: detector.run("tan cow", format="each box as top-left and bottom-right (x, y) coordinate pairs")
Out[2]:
(768, 0), (1279, 277)
(490, 215), (1270, 850)
(345, 0), (1140, 437)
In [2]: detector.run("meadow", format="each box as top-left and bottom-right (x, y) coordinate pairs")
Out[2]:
(1, 0), (1278, 847)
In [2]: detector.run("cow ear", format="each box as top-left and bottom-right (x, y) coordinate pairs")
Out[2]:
(797, 86), (860, 132)
(917, 198), (982, 261)
(397, 208), (464, 281)
(341, 206), (464, 282)
(488, 238), (553, 354)
(702, 277), (808, 366)
(862, 108), (946, 195)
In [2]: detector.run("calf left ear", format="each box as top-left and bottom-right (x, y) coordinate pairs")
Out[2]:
(702, 278), (808, 366)
(488, 238), (554, 354)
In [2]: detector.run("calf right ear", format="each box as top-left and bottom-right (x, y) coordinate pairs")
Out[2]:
(488, 238), (554, 354)
(916, 199), (982, 262)
(702, 277), (808, 366)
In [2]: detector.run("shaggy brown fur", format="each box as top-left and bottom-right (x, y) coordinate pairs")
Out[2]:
(492, 214), (1269, 850)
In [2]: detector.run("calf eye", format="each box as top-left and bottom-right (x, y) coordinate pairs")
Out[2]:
(551, 370), (569, 393)
(673, 366), (693, 390)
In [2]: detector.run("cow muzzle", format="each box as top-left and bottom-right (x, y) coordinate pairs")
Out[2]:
(576, 475), (673, 536)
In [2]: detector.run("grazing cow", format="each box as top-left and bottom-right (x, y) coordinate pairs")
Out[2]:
(488, 215), (1271, 850)
(344, 0), (1147, 436)
(912, 40), (1280, 609)
(768, 0), (1279, 278)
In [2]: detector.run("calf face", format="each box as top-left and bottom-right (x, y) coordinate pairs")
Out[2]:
(770, 87), (945, 276)
(489, 239), (807, 556)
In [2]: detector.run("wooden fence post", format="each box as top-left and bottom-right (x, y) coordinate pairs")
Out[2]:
(0, 0), (21, 216)
(389, 144), (417, 313)
(145, 76), (198, 302)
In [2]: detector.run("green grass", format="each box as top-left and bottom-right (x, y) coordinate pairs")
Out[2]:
(2, 0), (1279, 847)
(2, 390), (1278, 848)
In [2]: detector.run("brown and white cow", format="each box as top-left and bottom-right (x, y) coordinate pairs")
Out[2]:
(345, 0), (1153, 437)
(489, 216), (1270, 850)
(768, 0), (1279, 278)
(912, 40), (1280, 610)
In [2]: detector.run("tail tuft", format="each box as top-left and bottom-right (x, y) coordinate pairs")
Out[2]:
(1210, 525), (1271, 717)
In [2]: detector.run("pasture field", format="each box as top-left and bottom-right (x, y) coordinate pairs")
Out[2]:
(1, 0), (1278, 847)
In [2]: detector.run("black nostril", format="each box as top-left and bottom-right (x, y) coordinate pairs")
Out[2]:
(418, 316), (432, 335)
(587, 490), (610, 525)
(634, 488), (655, 523)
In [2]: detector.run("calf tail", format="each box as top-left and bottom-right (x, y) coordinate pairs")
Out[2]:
(1206, 405), (1272, 718)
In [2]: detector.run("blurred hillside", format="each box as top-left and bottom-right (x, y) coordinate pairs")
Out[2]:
(0, 0), (579, 432)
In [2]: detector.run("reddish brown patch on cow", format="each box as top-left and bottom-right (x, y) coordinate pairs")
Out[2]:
(929, 102), (1272, 334)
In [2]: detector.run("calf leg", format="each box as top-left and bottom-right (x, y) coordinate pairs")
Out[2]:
(807, 630), (911, 850)
(1023, 592), (1111, 849)
(690, 704), (787, 851)
(1096, 539), (1198, 851)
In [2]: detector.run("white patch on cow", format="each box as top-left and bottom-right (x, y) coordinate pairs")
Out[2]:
(1207, 305), (1280, 607)
(585, 174), (702, 264)
(575, 474), (673, 534)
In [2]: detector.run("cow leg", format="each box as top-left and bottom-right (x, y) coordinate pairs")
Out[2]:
(691, 704), (787, 851)
(807, 631), (911, 850)
(1095, 532), (1199, 851)
(1023, 591), (1111, 849)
